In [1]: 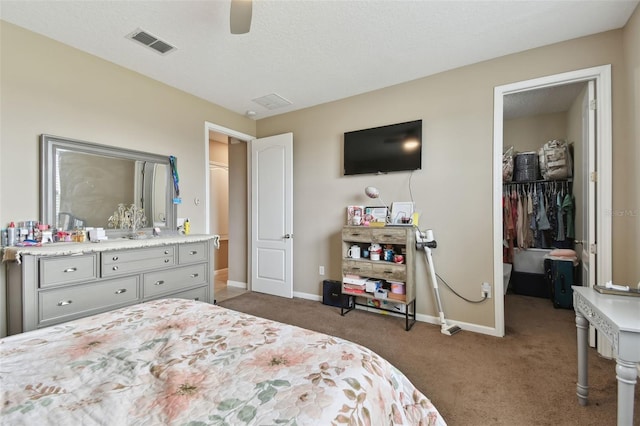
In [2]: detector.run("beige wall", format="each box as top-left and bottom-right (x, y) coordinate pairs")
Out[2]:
(504, 112), (567, 154)
(228, 141), (248, 285)
(257, 27), (637, 329)
(0, 21), (256, 336)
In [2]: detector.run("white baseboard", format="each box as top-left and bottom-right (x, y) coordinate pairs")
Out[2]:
(227, 280), (247, 289)
(293, 290), (501, 336)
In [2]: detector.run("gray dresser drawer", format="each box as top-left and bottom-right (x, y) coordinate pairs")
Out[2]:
(102, 246), (174, 265)
(40, 254), (98, 288)
(143, 263), (207, 299)
(156, 286), (208, 303)
(178, 242), (208, 264)
(39, 276), (139, 326)
(102, 246), (175, 277)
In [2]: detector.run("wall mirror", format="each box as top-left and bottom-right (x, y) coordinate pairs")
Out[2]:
(40, 134), (177, 236)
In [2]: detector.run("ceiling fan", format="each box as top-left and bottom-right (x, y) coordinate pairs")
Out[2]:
(230, 0), (253, 34)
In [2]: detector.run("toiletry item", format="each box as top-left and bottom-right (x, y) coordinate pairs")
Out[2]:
(7, 222), (16, 246)
(184, 218), (190, 235)
(1, 229), (7, 246)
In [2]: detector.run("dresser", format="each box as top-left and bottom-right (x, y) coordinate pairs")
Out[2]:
(4, 234), (218, 335)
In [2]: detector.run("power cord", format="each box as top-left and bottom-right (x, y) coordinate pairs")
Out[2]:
(435, 272), (488, 304)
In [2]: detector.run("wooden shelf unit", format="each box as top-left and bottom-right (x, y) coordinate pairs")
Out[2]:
(340, 225), (416, 330)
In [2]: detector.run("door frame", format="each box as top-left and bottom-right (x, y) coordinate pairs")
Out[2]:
(204, 121), (254, 289)
(492, 65), (612, 337)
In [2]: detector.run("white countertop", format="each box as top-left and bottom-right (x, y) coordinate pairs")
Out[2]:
(2, 234), (220, 263)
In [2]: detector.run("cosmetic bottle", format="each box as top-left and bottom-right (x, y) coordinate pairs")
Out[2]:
(7, 222), (16, 246)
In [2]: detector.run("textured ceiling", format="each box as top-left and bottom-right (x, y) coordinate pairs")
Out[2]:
(1, 0), (637, 120)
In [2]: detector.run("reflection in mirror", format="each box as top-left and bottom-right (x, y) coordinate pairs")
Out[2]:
(40, 135), (177, 236)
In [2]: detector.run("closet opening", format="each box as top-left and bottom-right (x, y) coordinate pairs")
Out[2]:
(206, 125), (251, 303)
(493, 65), (613, 339)
(502, 82), (586, 306)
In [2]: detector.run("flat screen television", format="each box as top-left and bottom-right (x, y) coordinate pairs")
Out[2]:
(343, 120), (422, 176)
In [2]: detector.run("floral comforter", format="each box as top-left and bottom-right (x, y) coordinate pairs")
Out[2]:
(1, 298), (446, 425)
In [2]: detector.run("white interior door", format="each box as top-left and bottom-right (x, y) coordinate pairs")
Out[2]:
(250, 133), (293, 298)
(581, 80), (596, 289)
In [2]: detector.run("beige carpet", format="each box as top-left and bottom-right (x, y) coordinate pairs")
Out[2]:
(219, 291), (639, 426)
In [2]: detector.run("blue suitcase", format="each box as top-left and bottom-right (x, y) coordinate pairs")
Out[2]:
(544, 258), (579, 309)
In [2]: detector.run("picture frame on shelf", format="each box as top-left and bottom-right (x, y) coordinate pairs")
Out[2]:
(390, 202), (414, 225)
(365, 206), (388, 225)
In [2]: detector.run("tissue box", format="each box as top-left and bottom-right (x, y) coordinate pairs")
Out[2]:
(374, 289), (388, 299)
(365, 279), (382, 293)
(89, 228), (107, 241)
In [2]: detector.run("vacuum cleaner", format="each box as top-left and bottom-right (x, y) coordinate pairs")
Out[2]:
(416, 229), (462, 336)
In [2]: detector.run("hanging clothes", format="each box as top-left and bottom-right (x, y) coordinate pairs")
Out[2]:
(556, 192), (565, 241)
(503, 178), (574, 252)
(562, 193), (575, 239)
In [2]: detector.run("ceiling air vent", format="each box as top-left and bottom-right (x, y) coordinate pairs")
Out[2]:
(252, 93), (292, 110)
(126, 28), (176, 55)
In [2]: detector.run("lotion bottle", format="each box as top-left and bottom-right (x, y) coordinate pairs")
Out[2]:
(7, 222), (16, 246)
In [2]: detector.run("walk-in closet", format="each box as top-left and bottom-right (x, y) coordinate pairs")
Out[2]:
(502, 82), (587, 302)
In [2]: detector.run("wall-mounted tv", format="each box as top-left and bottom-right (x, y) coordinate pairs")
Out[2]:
(343, 120), (422, 176)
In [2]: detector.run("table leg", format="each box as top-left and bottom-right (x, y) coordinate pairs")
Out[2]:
(576, 311), (589, 406)
(615, 359), (637, 426)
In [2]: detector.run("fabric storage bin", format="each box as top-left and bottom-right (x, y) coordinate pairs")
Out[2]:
(323, 280), (354, 308)
(514, 152), (539, 182)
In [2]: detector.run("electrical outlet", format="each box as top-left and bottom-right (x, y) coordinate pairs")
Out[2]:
(481, 282), (492, 299)
(319, 266), (325, 276)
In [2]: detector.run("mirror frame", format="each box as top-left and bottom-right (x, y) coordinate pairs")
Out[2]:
(40, 134), (177, 237)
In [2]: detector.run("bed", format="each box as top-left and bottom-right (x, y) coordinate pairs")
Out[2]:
(1, 298), (446, 425)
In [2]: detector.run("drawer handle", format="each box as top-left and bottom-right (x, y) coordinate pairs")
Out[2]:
(190, 273), (199, 278)
(189, 250), (198, 255)
(164, 250), (170, 255)
(112, 256), (119, 261)
(112, 266), (119, 271)
(57, 300), (72, 306)
(384, 270), (393, 274)
(115, 288), (127, 294)
(164, 259), (170, 263)
(194, 297), (200, 301)
(63, 267), (77, 273)
(155, 280), (165, 286)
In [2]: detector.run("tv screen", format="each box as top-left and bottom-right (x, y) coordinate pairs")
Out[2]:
(343, 120), (422, 176)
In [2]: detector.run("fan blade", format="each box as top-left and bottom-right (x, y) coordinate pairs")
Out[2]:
(230, 0), (252, 34)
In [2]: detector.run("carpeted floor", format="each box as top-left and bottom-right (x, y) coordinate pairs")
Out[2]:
(219, 291), (639, 426)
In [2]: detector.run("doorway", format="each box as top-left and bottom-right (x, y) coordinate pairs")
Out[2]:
(205, 122), (253, 303)
(493, 65), (612, 337)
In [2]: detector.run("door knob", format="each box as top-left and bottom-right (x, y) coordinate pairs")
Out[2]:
(284, 233), (292, 239)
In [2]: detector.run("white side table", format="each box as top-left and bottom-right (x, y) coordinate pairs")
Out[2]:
(573, 286), (640, 426)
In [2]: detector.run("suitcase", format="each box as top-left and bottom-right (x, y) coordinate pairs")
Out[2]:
(544, 258), (579, 309)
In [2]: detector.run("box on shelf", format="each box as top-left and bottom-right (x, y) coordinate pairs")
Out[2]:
(365, 278), (382, 293)
(346, 206), (365, 226)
